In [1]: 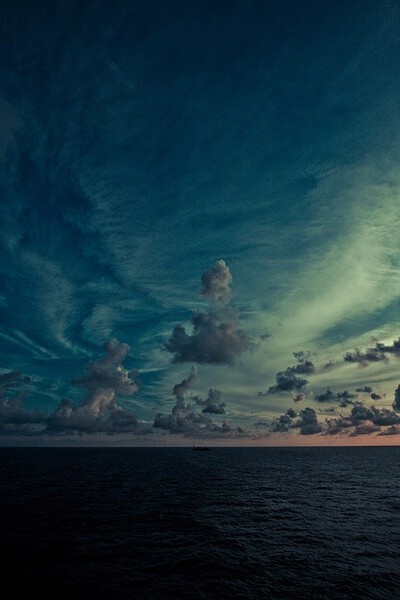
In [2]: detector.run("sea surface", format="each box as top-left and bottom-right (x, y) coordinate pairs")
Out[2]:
(0, 446), (399, 599)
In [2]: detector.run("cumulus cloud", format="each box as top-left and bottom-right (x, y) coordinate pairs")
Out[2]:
(173, 365), (197, 400)
(325, 402), (400, 436)
(268, 407), (321, 435)
(200, 259), (232, 306)
(47, 339), (142, 434)
(371, 393), (381, 400)
(344, 338), (400, 367)
(315, 388), (357, 406)
(194, 388), (226, 414)
(378, 425), (400, 436)
(153, 400), (212, 434)
(262, 351), (315, 395)
(292, 392), (305, 403)
(269, 408), (298, 432)
(350, 423), (381, 436)
(315, 388), (336, 402)
(154, 367), (232, 435)
(165, 261), (252, 365)
(295, 407), (322, 435)
(393, 384), (400, 412)
(0, 371), (45, 433)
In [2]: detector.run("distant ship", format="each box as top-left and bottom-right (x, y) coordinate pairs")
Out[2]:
(192, 445), (210, 451)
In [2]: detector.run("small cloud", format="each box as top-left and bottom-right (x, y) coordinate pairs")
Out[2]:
(378, 425), (400, 436)
(200, 259), (232, 307)
(393, 384), (400, 412)
(344, 338), (400, 367)
(323, 361), (335, 370)
(263, 352), (315, 395)
(173, 365), (197, 400)
(315, 388), (356, 406)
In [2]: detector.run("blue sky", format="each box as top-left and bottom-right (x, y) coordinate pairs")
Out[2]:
(1, 0), (400, 444)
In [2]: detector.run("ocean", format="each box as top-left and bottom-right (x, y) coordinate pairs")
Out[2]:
(0, 447), (399, 599)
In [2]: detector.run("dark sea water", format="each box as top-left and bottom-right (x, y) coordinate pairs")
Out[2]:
(1, 447), (400, 599)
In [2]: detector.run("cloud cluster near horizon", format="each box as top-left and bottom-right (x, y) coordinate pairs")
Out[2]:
(2, 253), (400, 442)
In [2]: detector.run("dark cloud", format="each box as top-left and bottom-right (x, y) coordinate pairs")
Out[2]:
(200, 259), (232, 306)
(367, 407), (400, 426)
(173, 365), (197, 400)
(266, 371), (309, 394)
(292, 393), (305, 403)
(393, 384), (400, 412)
(259, 333), (271, 340)
(270, 409), (298, 432)
(325, 402), (400, 436)
(271, 413), (293, 432)
(165, 261), (252, 365)
(378, 425), (400, 436)
(350, 404), (374, 422)
(268, 407), (321, 435)
(165, 311), (252, 365)
(315, 388), (357, 406)
(344, 338), (400, 367)
(336, 390), (357, 407)
(355, 387), (382, 400)
(264, 352), (315, 394)
(315, 388), (336, 402)
(0, 371), (45, 434)
(194, 388), (226, 414)
(295, 407), (322, 435)
(325, 416), (354, 436)
(349, 423), (381, 437)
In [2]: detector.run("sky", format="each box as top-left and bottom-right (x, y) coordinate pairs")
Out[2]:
(1, 0), (400, 445)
